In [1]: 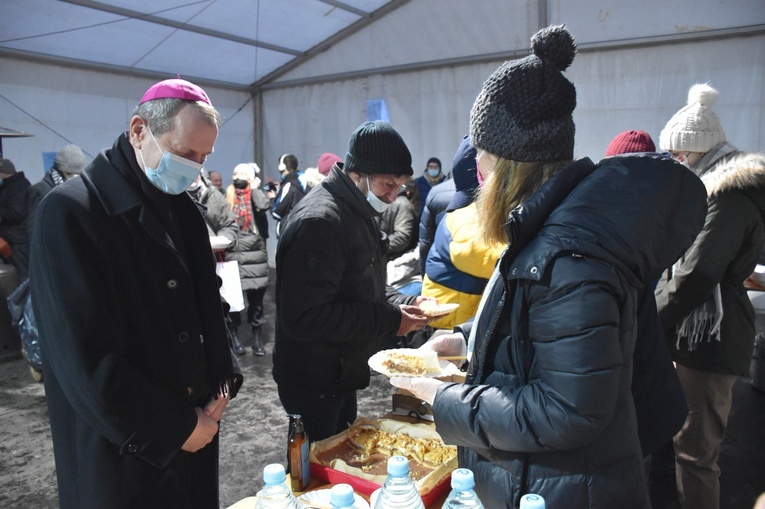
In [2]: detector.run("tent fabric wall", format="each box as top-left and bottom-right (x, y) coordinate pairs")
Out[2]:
(0, 58), (255, 187)
(259, 33), (765, 185)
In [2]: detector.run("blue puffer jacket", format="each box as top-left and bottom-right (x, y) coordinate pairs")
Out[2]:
(432, 155), (707, 508)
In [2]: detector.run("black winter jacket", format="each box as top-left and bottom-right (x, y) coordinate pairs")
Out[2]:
(273, 165), (409, 397)
(433, 155), (707, 508)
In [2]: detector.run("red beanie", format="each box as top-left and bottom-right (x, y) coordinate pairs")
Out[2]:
(605, 130), (656, 156)
(317, 152), (343, 176)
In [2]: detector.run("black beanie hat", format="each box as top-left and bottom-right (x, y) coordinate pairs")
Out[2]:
(426, 157), (442, 170)
(470, 25), (577, 162)
(345, 121), (413, 177)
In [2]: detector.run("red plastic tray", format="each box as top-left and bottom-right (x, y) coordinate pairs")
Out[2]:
(310, 461), (451, 507)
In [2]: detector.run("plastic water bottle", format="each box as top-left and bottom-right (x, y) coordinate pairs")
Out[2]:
(520, 493), (546, 509)
(442, 468), (484, 508)
(372, 455), (425, 509)
(330, 483), (361, 508)
(254, 463), (301, 509)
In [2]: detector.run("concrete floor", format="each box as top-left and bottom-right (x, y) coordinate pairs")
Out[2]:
(1, 272), (763, 508)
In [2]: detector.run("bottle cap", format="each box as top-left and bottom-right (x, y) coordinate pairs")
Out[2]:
(330, 483), (355, 507)
(263, 463), (287, 485)
(520, 493), (546, 509)
(450, 468), (475, 491)
(386, 455), (410, 477)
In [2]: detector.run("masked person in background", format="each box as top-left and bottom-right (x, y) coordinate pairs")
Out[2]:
(391, 25), (707, 508)
(415, 156), (446, 218)
(225, 163), (271, 356)
(29, 78), (238, 509)
(655, 83), (765, 509)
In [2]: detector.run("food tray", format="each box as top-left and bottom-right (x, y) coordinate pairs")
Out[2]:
(309, 462), (451, 507)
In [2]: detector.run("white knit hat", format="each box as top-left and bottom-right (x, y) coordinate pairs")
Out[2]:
(659, 84), (726, 153)
(232, 163), (255, 181)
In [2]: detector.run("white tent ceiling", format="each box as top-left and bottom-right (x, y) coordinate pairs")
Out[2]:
(0, 0), (405, 90)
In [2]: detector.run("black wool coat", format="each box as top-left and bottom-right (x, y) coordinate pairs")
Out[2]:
(29, 134), (235, 509)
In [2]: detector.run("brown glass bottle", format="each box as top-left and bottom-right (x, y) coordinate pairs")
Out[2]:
(287, 414), (310, 491)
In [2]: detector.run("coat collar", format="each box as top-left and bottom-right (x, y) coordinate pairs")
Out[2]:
(322, 163), (379, 219)
(81, 133), (194, 263)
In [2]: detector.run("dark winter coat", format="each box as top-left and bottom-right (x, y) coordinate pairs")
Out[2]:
(418, 178), (455, 273)
(223, 185), (270, 292)
(271, 171), (305, 236)
(378, 188), (417, 261)
(29, 133), (236, 509)
(0, 170), (31, 277)
(273, 164), (410, 397)
(26, 171), (58, 241)
(656, 152), (765, 375)
(432, 155), (707, 509)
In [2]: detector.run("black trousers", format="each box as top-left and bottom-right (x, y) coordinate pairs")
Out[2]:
(277, 385), (357, 442)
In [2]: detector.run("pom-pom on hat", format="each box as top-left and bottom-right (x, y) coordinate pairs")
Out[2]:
(659, 84), (726, 154)
(605, 130), (656, 157)
(446, 135), (479, 212)
(140, 78), (211, 105)
(54, 144), (88, 174)
(318, 152), (343, 176)
(470, 25), (577, 162)
(345, 121), (413, 177)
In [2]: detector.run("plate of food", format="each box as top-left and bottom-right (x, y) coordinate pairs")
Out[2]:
(418, 300), (460, 318)
(368, 348), (459, 378)
(298, 488), (370, 509)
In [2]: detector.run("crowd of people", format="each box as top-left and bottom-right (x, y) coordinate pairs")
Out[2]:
(3, 22), (763, 509)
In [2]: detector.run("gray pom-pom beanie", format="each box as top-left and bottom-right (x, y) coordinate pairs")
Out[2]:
(469, 25), (577, 162)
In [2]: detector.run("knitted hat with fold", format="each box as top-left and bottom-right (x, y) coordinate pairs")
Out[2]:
(605, 130), (656, 156)
(659, 84), (726, 154)
(345, 121), (413, 176)
(54, 144), (88, 174)
(470, 25), (577, 162)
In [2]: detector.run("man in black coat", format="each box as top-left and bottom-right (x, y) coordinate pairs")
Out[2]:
(273, 121), (434, 441)
(0, 158), (31, 279)
(29, 79), (238, 509)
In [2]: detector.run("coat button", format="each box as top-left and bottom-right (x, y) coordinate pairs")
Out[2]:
(512, 268), (518, 275)
(530, 266), (538, 275)
(186, 387), (194, 396)
(178, 331), (189, 343)
(167, 279), (178, 289)
(128, 443), (139, 453)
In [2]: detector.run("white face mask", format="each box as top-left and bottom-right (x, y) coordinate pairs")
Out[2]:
(365, 176), (392, 213)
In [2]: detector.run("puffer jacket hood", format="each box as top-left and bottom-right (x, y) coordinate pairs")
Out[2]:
(703, 152), (765, 211)
(507, 155), (707, 288)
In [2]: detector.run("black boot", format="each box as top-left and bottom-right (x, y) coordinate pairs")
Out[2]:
(231, 325), (246, 356)
(252, 326), (265, 356)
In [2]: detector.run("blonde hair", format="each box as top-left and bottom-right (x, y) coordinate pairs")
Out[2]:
(476, 158), (570, 246)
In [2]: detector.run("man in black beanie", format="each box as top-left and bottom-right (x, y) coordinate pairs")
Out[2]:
(272, 120), (434, 441)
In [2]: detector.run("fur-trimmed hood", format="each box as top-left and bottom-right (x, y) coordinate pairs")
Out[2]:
(703, 152), (765, 196)
(702, 152), (765, 220)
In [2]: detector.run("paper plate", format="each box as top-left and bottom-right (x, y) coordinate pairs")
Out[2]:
(418, 301), (459, 318)
(368, 348), (459, 378)
(298, 488), (370, 508)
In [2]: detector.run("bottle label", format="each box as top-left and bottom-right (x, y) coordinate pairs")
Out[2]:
(301, 440), (310, 487)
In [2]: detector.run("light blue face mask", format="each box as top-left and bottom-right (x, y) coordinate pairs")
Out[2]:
(427, 168), (441, 178)
(365, 176), (392, 213)
(139, 125), (204, 195)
